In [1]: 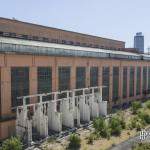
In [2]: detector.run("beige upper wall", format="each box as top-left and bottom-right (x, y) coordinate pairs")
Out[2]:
(0, 53), (149, 67)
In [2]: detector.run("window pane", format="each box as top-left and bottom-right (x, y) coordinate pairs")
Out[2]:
(102, 67), (109, 101)
(143, 66), (147, 94)
(90, 67), (98, 87)
(58, 67), (70, 91)
(123, 67), (127, 98)
(11, 67), (29, 107)
(76, 67), (86, 89)
(148, 67), (150, 93)
(38, 67), (52, 101)
(0, 69), (2, 117)
(136, 67), (141, 95)
(112, 67), (119, 101)
(129, 67), (135, 97)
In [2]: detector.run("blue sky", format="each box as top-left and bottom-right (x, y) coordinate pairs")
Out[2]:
(1, 0), (150, 50)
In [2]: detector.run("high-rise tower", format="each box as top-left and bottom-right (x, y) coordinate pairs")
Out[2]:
(134, 32), (144, 52)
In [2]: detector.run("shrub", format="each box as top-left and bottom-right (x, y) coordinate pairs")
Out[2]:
(0, 137), (23, 150)
(101, 125), (110, 139)
(93, 117), (105, 133)
(109, 116), (122, 136)
(145, 100), (150, 109)
(68, 134), (81, 149)
(129, 116), (144, 131)
(120, 119), (126, 129)
(86, 132), (100, 144)
(116, 111), (126, 129)
(135, 121), (144, 131)
(93, 117), (110, 139)
(138, 111), (150, 124)
(129, 117), (137, 129)
(131, 101), (142, 114)
(132, 142), (150, 150)
(87, 133), (94, 145)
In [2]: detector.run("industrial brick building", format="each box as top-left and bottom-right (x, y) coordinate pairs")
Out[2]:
(0, 17), (150, 140)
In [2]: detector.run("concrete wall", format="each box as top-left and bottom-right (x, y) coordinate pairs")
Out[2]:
(0, 53), (150, 140)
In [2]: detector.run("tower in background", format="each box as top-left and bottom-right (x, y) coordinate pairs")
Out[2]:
(134, 32), (144, 53)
